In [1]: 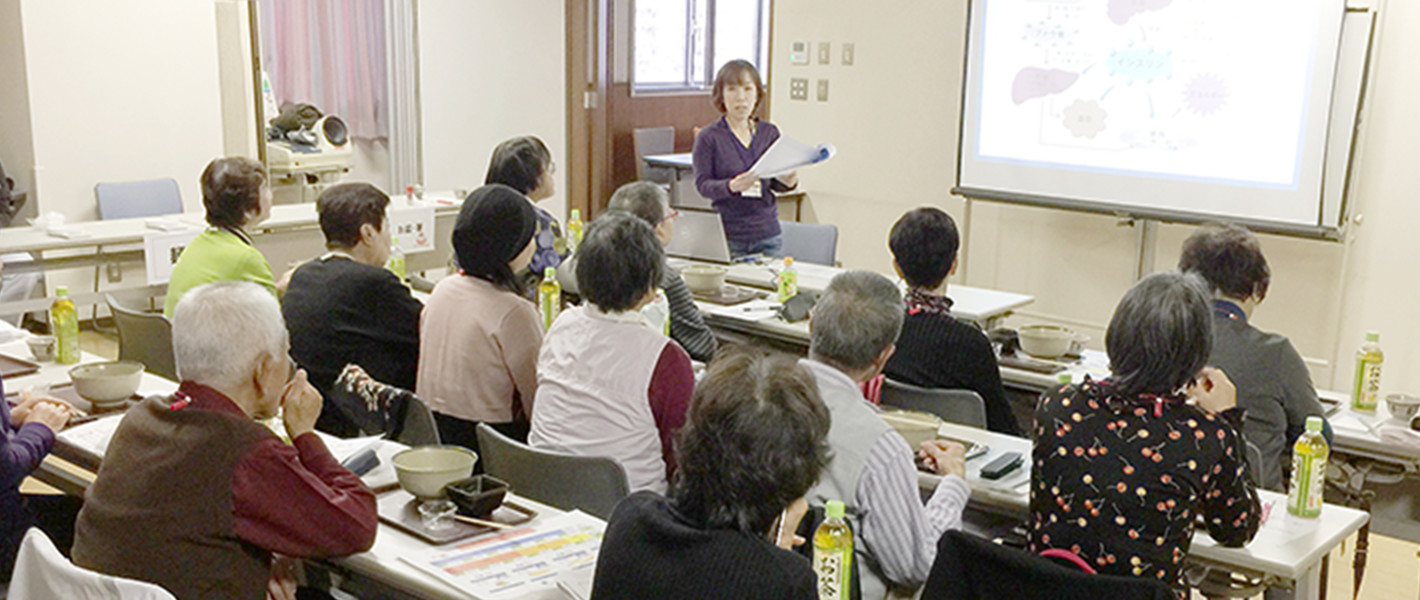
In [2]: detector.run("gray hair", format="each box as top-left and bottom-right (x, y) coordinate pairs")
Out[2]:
(172, 282), (287, 389)
(809, 270), (904, 372)
(607, 181), (669, 226)
(1106, 271), (1213, 397)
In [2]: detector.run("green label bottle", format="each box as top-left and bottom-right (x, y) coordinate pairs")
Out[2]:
(778, 256), (799, 303)
(51, 285), (80, 364)
(566, 208), (585, 254)
(539, 267), (561, 330)
(1287, 416), (1329, 518)
(386, 236), (407, 282)
(1351, 331), (1383, 410)
(813, 499), (853, 600)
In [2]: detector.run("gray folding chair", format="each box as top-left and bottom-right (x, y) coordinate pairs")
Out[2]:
(779, 220), (839, 266)
(634, 126), (676, 184)
(880, 378), (988, 429)
(94, 179), (184, 323)
(388, 395), (440, 447)
(476, 423), (630, 519)
(105, 294), (178, 382)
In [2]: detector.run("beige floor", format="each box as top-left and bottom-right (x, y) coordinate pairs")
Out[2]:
(59, 329), (1420, 598)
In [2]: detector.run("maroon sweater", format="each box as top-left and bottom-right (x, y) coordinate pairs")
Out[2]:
(73, 383), (377, 600)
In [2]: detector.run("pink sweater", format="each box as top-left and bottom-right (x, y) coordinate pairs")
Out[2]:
(417, 275), (542, 423)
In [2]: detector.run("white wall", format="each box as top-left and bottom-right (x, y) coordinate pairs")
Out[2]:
(19, 0), (225, 219)
(771, 0), (1416, 394)
(417, 0), (568, 221)
(0, 0), (37, 223)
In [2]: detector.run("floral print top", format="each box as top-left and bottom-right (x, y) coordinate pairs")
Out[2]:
(1027, 378), (1261, 593)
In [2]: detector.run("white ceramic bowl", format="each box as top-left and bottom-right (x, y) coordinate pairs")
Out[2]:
(680, 264), (728, 292)
(1018, 325), (1079, 358)
(69, 361), (144, 405)
(392, 446), (479, 500)
(26, 335), (56, 362)
(881, 410), (942, 449)
(1386, 393), (1420, 421)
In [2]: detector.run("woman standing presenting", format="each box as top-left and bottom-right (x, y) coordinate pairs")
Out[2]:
(693, 60), (798, 259)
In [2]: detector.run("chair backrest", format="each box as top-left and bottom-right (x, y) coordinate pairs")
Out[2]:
(95, 179), (184, 221)
(388, 394), (441, 447)
(9, 528), (177, 599)
(106, 294), (177, 382)
(476, 423), (630, 520)
(880, 379), (988, 429)
(633, 126), (676, 183)
(779, 220), (838, 266)
(1244, 440), (1264, 487)
(923, 530), (1175, 600)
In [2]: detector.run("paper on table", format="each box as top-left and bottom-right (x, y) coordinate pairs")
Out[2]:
(749, 136), (836, 179)
(702, 299), (782, 322)
(58, 416), (124, 458)
(399, 510), (604, 600)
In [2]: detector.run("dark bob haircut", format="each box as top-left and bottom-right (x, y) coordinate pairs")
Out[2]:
(1178, 222), (1271, 302)
(1106, 271), (1213, 398)
(484, 136), (552, 196)
(453, 184), (537, 295)
(317, 183), (389, 249)
(711, 59), (765, 115)
(889, 207), (960, 290)
(607, 181), (669, 227)
(575, 212), (665, 312)
(671, 346), (831, 534)
(201, 157), (267, 229)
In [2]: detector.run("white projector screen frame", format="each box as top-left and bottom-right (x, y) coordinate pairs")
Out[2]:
(954, 0), (1366, 239)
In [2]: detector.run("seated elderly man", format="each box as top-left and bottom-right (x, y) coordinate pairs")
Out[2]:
(1179, 222), (1331, 490)
(803, 270), (969, 600)
(73, 282), (378, 599)
(530, 212), (694, 494)
(282, 182), (423, 437)
(604, 182), (718, 361)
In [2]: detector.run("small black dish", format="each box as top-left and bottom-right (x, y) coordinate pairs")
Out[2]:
(445, 474), (510, 518)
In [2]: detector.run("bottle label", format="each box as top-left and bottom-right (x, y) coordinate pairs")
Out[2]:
(1287, 451), (1326, 517)
(814, 547), (851, 600)
(778, 272), (799, 303)
(1352, 358), (1382, 409)
(540, 288), (560, 330)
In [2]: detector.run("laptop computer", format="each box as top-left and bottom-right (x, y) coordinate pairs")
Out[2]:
(666, 209), (733, 264)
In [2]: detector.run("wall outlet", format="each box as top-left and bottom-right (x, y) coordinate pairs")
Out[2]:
(816, 79), (830, 102)
(818, 42), (831, 65)
(790, 78), (809, 101)
(842, 42), (855, 66)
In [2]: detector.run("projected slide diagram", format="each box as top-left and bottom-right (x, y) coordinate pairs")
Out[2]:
(973, 0), (1327, 187)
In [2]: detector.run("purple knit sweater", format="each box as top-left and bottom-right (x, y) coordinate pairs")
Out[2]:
(692, 117), (791, 245)
(1, 378), (56, 574)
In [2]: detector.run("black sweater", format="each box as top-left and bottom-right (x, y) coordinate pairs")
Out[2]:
(591, 492), (816, 600)
(882, 296), (1021, 436)
(282, 256), (423, 436)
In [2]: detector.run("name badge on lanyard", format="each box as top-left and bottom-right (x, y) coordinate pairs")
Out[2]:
(743, 180), (763, 198)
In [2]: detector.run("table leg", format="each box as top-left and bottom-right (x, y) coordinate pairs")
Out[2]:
(1292, 559), (1323, 600)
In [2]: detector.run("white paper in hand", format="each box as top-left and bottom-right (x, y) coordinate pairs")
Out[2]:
(750, 136), (836, 179)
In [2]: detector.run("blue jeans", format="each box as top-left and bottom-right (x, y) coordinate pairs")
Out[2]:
(728, 233), (783, 261)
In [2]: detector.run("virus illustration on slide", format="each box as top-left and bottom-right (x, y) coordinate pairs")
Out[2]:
(1182, 73), (1228, 115)
(1062, 100), (1108, 139)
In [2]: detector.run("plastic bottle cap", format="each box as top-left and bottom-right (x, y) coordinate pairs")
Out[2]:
(784, 257), (795, 266)
(825, 499), (845, 519)
(571, 209), (581, 218)
(544, 267), (556, 277)
(55, 285), (69, 297)
(1305, 416), (1324, 432)
(1057, 373), (1073, 385)
(1365, 331), (1379, 342)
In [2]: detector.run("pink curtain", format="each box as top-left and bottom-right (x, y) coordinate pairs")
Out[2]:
(260, 0), (388, 139)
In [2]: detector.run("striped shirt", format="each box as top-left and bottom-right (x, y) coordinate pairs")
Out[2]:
(661, 268), (718, 362)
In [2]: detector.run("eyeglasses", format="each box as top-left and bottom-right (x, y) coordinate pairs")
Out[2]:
(287, 356), (300, 383)
(660, 209), (680, 224)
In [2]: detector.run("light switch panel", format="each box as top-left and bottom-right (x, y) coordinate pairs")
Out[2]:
(790, 41), (810, 65)
(817, 42), (831, 65)
(790, 78), (809, 101)
(816, 79), (829, 102)
(842, 42), (855, 66)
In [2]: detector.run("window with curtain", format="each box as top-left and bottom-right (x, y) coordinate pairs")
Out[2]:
(259, 0), (388, 140)
(633, 0), (771, 93)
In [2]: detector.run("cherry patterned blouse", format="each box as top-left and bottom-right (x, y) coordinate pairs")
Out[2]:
(1027, 378), (1261, 594)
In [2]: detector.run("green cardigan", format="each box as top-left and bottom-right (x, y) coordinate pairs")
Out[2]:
(164, 228), (275, 317)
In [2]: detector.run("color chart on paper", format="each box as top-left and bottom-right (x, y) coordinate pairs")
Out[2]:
(403, 510), (604, 600)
